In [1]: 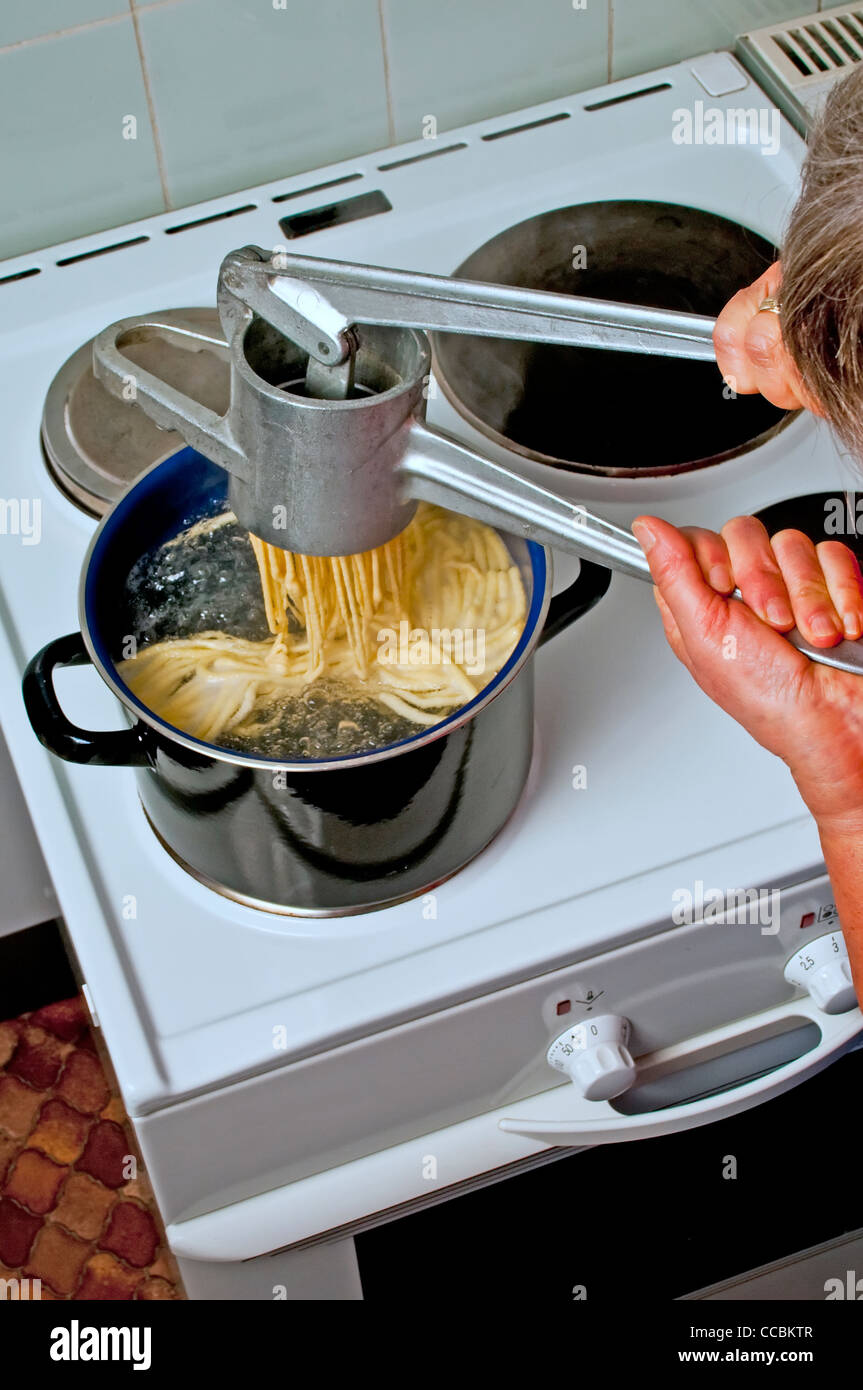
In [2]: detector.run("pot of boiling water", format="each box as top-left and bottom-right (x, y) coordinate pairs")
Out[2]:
(22, 448), (610, 915)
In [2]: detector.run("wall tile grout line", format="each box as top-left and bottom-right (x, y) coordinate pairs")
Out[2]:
(377, 0), (397, 147)
(128, 0), (173, 212)
(607, 0), (614, 84)
(130, 0), (188, 12)
(0, 11), (129, 58)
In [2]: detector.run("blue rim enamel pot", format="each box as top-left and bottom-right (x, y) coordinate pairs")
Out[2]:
(22, 447), (611, 915)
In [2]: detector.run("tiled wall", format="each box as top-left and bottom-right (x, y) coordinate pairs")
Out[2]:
(0, 0), (826, 262)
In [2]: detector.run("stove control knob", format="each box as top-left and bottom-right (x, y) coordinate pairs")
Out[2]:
(784, 931), (858, 1015)
(547, 1014), (636, 1101)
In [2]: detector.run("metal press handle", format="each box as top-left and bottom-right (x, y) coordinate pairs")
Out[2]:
(220, 248), (718, 365)
(401, 421), (863, 675)
(91, 314), (248, 479)
(403, 420), (665, 580)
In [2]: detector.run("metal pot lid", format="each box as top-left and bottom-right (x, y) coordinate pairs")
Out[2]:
(41, 307), (230, 516)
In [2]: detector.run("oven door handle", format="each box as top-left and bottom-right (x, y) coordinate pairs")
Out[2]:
(498, 996), (860, 1146)
(165, 998), (860, 1264)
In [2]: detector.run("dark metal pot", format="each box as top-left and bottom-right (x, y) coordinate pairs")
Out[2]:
(432, 200), (795, 477)
(22, 448), (610, 915)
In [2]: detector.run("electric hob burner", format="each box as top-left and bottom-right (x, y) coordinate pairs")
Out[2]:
(755, 491), (863, 563)
(41, 307), (229, 516)
(431, 200), (794, 478)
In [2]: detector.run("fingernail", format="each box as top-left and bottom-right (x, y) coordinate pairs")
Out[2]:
(811, 613), (840, 638)
(766, 597), (793, 626)
(709, 565), (733, 592)
(844, 613), (862, 640)
(632, 520), (656, 553)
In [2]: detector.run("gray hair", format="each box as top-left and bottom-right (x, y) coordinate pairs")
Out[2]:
(782, 65), (863, 457)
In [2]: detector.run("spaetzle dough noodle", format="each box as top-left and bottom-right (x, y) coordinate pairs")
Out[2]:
(119, 504), (527, 746)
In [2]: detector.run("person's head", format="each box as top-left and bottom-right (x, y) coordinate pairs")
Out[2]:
(782, 65), (863, 457)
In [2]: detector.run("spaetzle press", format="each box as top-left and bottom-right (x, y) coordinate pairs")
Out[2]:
(92, 246), (863, 675)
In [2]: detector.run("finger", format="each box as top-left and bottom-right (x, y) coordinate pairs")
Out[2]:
(712, 260), (818, 412)
(679, 527), (733, 593)
(633, 515), (812, 711)
(713, 262), (782, 394)
(720, 515), (794, 630)
(713, 285), (769, 395)
(741, 309), (810, 411)
(816, 541), (863, 641)
(770, 529), (844, 646)
(632, 516), (730, 657)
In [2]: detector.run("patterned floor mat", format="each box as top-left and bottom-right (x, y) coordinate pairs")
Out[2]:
(0, 996), (184, 1299)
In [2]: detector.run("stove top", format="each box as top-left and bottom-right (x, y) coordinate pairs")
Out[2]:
(0, 53), (852, 1116)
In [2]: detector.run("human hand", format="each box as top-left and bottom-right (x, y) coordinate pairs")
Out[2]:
(713, 259), (823, 415)
(631, 513), (863, 835)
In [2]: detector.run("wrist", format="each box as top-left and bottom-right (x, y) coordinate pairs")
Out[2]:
(788, 763), (863, 842)
(813, 808), (863, 846)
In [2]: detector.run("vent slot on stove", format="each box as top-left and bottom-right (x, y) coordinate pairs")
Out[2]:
(787, 27), (831, 72)
(278, 189), (392, 240)
(583, 81), (672, 112)
(777, 14), (863, 74)
(378, 142), (467, 171)
(0, 266), (40, 286)
(825, 14), (863, 59)
(743, 6), (863, 86)
(56, 235), (149, 267)
(165, 203), (257, 235)
(481, 111), (570, 141)
(272, 173), (363, 204)
(737, 6), (863, 133)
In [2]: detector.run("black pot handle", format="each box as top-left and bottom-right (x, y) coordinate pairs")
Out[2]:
(22, 632), (151, 767)
(538, 560), (612, 647)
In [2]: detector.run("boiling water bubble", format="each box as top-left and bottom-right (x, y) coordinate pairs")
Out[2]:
(124, 510), (270, 645)
(226, 679), (419, 760)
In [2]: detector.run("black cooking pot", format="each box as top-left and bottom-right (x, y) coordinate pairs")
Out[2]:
(22, 448), (611, 915)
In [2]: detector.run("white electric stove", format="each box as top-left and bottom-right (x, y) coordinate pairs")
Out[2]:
(0, 50), (861, 1300)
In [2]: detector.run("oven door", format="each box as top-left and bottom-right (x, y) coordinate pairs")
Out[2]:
(165, 991), (861, 1294)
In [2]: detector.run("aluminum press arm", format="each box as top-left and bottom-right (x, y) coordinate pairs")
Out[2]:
(217, 247), (718, 367)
